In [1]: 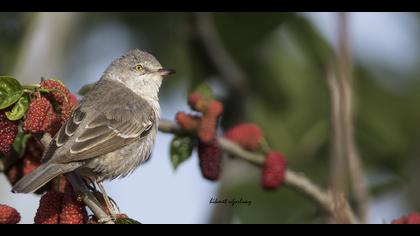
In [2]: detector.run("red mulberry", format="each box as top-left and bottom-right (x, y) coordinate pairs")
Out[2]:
(34, 191), (64, 224)
(198, 139), (223, 181)
(262, 151), (287, 190)
(23, 97), (58, 135)
(0, 111), (18, 154)
(40, 79), (70, 105)
(176, 112), (200, 132)
(59, 193), (87, 224)
(224, 123), (264, 151)
(392, 212), (420, 224)
(0, 204), (21, 224)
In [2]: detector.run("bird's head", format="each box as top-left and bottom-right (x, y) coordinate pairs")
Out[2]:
(105, 49), (175, 98)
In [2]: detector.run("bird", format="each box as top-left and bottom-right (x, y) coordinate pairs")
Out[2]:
(12, 49), (175, 214)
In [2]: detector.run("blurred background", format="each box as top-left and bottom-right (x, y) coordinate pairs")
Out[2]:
(0, 12), (419, 224)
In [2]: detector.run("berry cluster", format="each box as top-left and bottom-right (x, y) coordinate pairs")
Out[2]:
(0, 204), (21, 224)
(177, 91), (224, 143)
(176, 88), (288, 189)
(23, 79), (78, 136)
(176, 90), (225, 181)
(34, 190), (87, 224)
(0, 111), (18, 154)
(392, 212), (420, 224)
(1, 78), (78, 195)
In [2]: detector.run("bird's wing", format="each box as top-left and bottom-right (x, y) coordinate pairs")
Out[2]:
(42, 80), (157, 163)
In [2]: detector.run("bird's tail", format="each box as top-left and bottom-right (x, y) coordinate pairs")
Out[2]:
(12, 163), (80, 193)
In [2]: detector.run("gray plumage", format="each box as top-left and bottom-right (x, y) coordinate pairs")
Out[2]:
(13, 49), (174, 193)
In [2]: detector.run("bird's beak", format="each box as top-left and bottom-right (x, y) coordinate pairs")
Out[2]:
(158, 68), (176, 77)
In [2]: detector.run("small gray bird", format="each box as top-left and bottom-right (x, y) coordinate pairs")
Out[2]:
(12, 49), (174, 201)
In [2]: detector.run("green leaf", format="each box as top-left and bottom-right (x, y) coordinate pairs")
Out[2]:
(194, 83), (213, 101)
(0, 76), (24, 110)
(6, 94), (29, 121)
(12, 127), (31, 157)
(115, 218), (142, 224)
(170, 135), (194, 170)
(78, 83), (95, 96)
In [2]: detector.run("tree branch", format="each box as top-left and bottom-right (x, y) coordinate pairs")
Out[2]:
(158, 119), (359, 224)
(326, 13), (370, 223)
(65, 173), (114, 224)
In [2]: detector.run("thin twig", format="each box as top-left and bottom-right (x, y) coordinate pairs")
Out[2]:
(337, 12), (369, 222)
(158, 119), (359, 224)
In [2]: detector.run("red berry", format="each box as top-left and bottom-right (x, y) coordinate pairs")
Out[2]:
(59, 193), (87, 224)
(197, 115), (218, 143)
(392, 212), (420, 224)
(175, 112), (200, 132)
(197, 101), (223, 143)
(40, 79), (70, 105)
(0, 204), (21, 224)
(262, 151), (287, 190)
(0, 111), (18, 154)
(116, 214), (128, 219)
(207, 100), (224, 116)
(23, 97), (58, 135)
(34, 191), (64, 224)
(59, 94), (78, 124)
(224, 123), (264, 151)
(40, 79), (78, 127)
(198, 139), (222, 181)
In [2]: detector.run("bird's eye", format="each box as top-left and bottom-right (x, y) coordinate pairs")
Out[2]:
(134, 64), (143, 72)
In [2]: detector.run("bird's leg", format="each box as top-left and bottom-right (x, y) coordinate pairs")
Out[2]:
(97, 182), (118, 218)
(82, 177), (97, 192)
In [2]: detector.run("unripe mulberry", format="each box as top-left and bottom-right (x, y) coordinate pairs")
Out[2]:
(198, 139), (222, 181)
(262, 151), (287, 190)
(23, 97), (58, 135)
(0, 204), (21, 224)
(207, 100), (224, 116)
(0, 111), (18, 154)
(176, 112), (200, 132)
(224, 123), (264, 151)
(34, 191), (64, 224)
(197, 101), (224, 143)
(59, 193), (87, 224)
